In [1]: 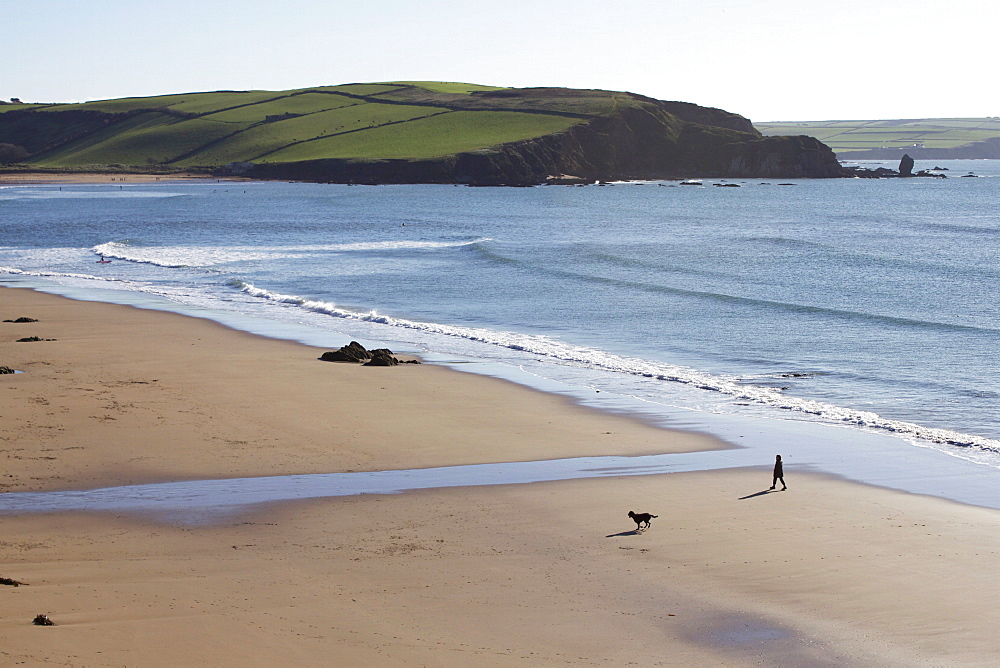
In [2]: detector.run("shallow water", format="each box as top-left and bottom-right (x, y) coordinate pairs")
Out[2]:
(1, 413), (996, 525)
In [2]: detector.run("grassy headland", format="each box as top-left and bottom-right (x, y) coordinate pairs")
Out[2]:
(0, 82), (843, 183)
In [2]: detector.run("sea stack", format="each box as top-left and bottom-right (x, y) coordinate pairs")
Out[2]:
(899, 153), (914, 177)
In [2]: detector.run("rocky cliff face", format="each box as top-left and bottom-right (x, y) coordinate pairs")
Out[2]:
(252, 99), (844, 185)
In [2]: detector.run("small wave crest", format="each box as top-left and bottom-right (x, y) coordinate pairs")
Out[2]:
(301, 238), (492, 252)
(0, 266), (127, 283)
(228, 279), (1000, 455)
(92, 238), (491, 268)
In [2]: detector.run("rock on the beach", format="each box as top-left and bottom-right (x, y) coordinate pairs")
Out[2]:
(319, 341), (372, 363)
(32, 614), (54, 626)
(319, 341), (418, 365)
(364, 350), (399, 366)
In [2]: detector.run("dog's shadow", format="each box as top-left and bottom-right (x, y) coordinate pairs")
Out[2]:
(606, 529), (644, 538)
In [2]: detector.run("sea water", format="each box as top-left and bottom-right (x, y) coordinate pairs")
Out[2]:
(1, 160), (998, 515)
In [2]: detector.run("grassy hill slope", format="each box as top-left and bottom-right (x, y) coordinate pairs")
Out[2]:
(755, 118), (1000, 158)
(0, 82), (843, 183)
(0, 82), (600, 167)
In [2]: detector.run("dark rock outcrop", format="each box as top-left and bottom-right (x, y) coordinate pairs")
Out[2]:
(319, 341), (419, 365)
(319, 341), (372, 363)
(3, 317), (38, 323)
(842, 159), (948, 179)
(899, 153), (914, 176)
(364, 350), (399, 366)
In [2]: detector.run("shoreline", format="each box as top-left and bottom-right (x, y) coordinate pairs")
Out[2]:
(0, 171), (247, 185)
(8, 276), (1000, 512)
(4, 286), (1000, 665)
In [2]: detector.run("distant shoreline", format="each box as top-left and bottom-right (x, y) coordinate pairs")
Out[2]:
(0, 171), (246, 185)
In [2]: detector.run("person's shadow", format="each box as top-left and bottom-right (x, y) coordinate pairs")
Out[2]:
(738, 489), (781, 500)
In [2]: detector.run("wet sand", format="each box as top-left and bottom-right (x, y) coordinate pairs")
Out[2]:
(2, 286), (1000, 666)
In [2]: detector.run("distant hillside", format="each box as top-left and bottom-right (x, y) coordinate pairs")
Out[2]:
(755, 118), (1000, 159)
(0, 82), (843, 184)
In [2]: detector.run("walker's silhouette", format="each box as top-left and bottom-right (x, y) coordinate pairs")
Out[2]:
(770, 454), (786, 490)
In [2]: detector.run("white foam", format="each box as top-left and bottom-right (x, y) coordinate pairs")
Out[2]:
(91, 238), (490, 268)
(226, 279), (1000, 456)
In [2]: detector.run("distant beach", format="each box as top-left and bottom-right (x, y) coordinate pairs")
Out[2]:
(0, 171), (242, 185)
(3, 286), (1000, 665)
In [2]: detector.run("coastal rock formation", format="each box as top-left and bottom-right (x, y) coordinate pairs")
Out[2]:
(364, 350), (400, 367)
(319, 341), (373, 363)
(899, 153), (914, 176)
(843, 160), (948, 179)
(319, 341), (418, 366)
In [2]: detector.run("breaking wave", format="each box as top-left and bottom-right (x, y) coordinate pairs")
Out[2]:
(227, 279), (1000, 455)
(92, 238), (491, 268)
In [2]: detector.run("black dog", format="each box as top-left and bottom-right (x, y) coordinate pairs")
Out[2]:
(628, 510), (657, 529)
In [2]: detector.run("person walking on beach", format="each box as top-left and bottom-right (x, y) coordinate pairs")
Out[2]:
(770, 454), (786, 490)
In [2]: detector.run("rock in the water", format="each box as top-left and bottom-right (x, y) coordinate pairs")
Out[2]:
(899, 153), (914, 176)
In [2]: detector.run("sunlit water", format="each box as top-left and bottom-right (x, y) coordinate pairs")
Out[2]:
(2, 159), (999, 520)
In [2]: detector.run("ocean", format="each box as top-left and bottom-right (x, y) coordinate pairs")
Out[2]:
(2, 159), (999, 511)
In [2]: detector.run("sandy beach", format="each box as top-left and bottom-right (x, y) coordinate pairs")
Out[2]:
(3, 286), (1000, 666)
(0, 172), (240, 185)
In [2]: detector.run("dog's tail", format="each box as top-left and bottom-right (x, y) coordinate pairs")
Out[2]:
(651, 515), (659, 518)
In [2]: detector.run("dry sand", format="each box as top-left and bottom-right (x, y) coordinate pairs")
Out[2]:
(2, 286), (999, 666)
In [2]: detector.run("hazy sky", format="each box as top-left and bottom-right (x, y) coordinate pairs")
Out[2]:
(6, 0), (996, 122)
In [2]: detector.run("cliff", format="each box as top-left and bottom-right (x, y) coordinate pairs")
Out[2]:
(247, 88), (844, 184)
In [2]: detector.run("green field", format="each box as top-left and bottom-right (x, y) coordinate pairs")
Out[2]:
(755, 118), (1000, 153)
(2, 82), (607, 168)
(260, 111), (584, 162)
